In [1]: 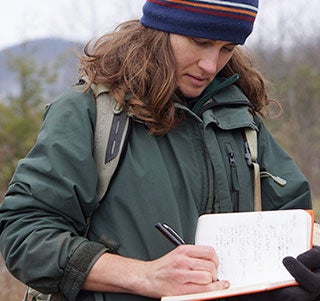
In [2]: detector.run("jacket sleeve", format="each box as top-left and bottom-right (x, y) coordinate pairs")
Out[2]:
(255, 115), (312, 210)
(0, 88), (108, 300)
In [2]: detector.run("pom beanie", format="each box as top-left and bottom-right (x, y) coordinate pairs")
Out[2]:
(140, 0), (259, 45)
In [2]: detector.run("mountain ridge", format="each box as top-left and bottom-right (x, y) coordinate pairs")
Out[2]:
(0, 37), (84, 100)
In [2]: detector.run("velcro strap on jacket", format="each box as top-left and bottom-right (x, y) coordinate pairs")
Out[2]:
(60, 241), (107, 300)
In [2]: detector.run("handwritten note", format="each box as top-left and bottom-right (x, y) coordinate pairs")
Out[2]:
(195, 210), (312, 286)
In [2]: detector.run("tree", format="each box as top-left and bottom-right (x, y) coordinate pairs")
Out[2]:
(253, 38), (320, 218)
(275, 61), (320, 198)
(0, 43), (58, 196)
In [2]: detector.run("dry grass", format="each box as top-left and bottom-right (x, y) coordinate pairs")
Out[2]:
(0, 255), (26, 301)
(312, 199), (320, 222)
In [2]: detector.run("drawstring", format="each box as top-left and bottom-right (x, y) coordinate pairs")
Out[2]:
(260, 171), (287, 186)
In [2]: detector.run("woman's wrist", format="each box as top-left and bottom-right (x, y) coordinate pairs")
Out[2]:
(82, 252), (151, 296)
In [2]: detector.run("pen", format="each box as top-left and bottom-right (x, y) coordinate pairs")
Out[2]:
(155, 222), (186, 247)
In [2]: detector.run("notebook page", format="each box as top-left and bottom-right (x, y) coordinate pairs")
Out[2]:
(195, 210), (312, 286)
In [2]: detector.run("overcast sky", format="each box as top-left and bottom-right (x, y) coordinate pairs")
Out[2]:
(1, 0), (319, 51)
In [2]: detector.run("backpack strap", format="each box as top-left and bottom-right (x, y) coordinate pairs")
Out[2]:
(91, 82), (130, 201)
(22, 81), (131, 301)
(244, 118), (286, 211)
(244, 127), (261, 211)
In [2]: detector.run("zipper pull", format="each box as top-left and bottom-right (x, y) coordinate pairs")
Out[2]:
(228, 152), (236, 165)
(260, 171), (287, 186)
(244, 141), (253, 166)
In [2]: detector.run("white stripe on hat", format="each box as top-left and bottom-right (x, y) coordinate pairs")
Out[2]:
(192, 0), (258, 12)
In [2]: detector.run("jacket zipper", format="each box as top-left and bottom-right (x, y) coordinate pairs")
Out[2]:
(226, 143), (240, 212)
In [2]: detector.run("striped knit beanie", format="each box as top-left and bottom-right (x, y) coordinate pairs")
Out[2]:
(140, 0), (259, 45)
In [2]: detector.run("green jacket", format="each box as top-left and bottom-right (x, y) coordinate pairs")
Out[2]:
(0, 77), (312, 301)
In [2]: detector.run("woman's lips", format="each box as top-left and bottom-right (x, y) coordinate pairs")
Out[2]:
(186, 74), (208, 86)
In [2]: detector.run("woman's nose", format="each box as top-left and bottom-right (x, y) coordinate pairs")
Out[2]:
(197, 50), (219, 75)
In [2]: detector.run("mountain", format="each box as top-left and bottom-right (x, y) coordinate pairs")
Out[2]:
(0, 37), (84, 100)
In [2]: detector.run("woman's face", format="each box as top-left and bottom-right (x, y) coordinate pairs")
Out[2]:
(170, 34), (236, 98)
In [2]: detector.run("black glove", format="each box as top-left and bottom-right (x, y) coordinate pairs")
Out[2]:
(283, 246), (320, 293)
(229, 247), (320, 301)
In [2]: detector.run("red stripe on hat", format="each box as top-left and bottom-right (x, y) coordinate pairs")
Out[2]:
(168, 0), (257, 18)
(149, 0), (256, 22)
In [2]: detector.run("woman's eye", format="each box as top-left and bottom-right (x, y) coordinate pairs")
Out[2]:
(222, 46), (235, 53)
(192, 38), (209, 46)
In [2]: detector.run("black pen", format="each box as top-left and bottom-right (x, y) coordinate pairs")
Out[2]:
(155, 222), (186, 247)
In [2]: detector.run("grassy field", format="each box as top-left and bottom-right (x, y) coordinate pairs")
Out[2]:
(0, 256), (25, 301)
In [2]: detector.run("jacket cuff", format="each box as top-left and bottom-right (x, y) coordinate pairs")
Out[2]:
(60, 241), (107, 300)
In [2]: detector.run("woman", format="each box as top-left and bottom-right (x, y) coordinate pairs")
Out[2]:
(1, 1), (319, 300)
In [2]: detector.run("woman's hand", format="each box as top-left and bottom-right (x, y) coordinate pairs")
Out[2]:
(144, 244), (230, 297)
(83, 244), (230, 298)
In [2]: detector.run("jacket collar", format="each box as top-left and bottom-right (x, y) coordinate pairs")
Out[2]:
(189, 74), (258, 131)
(192, 74), (253, 116)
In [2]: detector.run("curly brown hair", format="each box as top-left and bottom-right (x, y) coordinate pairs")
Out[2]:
(79, 20), (272, 135)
